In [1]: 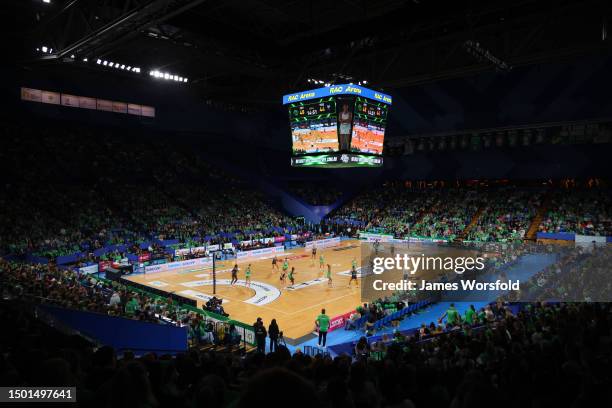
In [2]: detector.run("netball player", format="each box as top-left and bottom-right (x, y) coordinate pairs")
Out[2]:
(319, 254), (325, 272)
(272, 255), (278, 271)
(230, 263), (239, 285)
(245, 264), (252, 288)
(280, 258), (289, 287)
(348, 263), (359, 287)
(326, 264), (333, 287)
(288, 267), (296, 286)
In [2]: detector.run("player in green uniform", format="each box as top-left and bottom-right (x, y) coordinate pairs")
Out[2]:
(326, 264), (333, 287)
(245, 264), (252, 288)
(319, 254), (325, 271)
(280, 258), (289, 286)
(288, 267), (296, 286)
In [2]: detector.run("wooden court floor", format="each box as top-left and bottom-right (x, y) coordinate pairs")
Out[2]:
(126, 240), (365, 339)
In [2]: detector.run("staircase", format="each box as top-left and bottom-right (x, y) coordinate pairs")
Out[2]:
(525, 192), (552, 241)
(456, 205), (486, 241)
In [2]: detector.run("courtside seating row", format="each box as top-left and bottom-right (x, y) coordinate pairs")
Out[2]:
(353, 299), (433, 331)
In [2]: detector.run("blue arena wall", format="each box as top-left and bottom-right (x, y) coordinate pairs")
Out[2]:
(536, 232), (611, 242)
(38, 304), (188, 354)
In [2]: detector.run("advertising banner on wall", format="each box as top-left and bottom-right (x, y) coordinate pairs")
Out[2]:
(61, 94), (80, 108)
(78, 96), (97, 110)
(304, 237), (341, 250)
(41, 91), (61, 105)
(144, 257), (213, 274)
(78, 264), (99, 275)
(236, 246), (285, 259)
(328, 310), (355, 332)
(21, 87), (155, 118)
(21, 87), (42, 102)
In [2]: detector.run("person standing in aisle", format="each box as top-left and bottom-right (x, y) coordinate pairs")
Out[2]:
(253, 317), (267, 353)
(268, 318), (280, 353)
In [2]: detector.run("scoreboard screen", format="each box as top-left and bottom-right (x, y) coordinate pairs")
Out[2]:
(289, 97), (338, 154)
(283, 84), (392, 167)
(351, 97), (387, 155)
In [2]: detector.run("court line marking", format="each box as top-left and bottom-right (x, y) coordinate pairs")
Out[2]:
(178, 289), (231, 304)
(148, 280), (169, 287)
(151, 282), (293, 316)
(287, 291), (358, 316)
(180, 279), (281, 306)
(128, 241), (364, 318)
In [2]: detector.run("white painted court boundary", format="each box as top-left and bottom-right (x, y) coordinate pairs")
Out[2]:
(180, 279), (281, 305)
(178, 289), (231, 304)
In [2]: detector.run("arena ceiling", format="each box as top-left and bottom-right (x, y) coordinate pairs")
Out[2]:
(6, 0), (612, 104)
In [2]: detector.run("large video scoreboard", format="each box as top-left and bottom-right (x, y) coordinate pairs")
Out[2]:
(283, 84), (392, 168)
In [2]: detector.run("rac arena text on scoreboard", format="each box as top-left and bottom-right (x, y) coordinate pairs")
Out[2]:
(282, 84), (392, 105)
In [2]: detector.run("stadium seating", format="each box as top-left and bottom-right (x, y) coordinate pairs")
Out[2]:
(2, 291), (610, 408)
(326, 182), (611, 242)
(466, 189), (543, 242)
(539, 189), (611, 236)
(0, 119), (304, 258)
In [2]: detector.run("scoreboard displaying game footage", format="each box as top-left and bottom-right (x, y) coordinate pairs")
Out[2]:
(283, 84), (392, 168)
(289, 97), (339, 154)
(351, 97), (388, 155)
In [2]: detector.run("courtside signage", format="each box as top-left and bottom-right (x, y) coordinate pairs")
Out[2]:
(304, 237), (341, 250)
(144, 257), (213, 273)
(236, 246), (285, 259)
